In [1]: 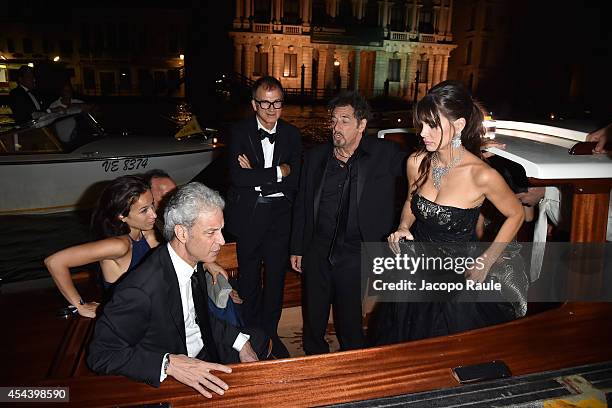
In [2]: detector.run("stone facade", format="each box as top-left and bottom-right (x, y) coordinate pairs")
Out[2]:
(0, 8), (186, 97)
(230, 0), (457, 100)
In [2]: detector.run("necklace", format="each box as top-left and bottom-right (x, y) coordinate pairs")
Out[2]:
(334, 147), (351, 160)
(431, 147), (464, 190)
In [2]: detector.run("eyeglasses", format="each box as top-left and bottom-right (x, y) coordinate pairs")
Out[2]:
(254, 99), (283, 109)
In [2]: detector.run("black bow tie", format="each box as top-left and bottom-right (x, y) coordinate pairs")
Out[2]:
(259, 129), (276, 144)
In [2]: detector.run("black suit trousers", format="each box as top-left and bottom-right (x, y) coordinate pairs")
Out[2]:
(302, 243), (365, 355)
(236, 198), (291, 338)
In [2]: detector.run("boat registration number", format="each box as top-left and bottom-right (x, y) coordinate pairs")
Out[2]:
(102, 158), (149, 173)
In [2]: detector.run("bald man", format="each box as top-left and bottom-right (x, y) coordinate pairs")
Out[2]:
(144, 169), (178, 213)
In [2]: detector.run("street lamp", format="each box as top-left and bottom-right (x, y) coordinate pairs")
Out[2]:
(53, 56), (60, 62)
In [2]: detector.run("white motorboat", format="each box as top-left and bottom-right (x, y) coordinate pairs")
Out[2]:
(0, 112), (222, 215)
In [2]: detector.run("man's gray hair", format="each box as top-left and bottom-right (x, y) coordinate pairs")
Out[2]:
(163, 182), (225, 241)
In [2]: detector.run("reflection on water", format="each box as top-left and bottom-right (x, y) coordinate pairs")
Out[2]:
(0, 103), (332, 283)
(0, 211), (94, 282)
(282, 105), (331, 148)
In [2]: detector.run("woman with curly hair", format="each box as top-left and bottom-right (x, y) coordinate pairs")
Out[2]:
(45, 175), (159, 318)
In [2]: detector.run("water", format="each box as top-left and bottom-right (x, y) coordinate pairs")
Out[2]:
(0, 103), (332, 283)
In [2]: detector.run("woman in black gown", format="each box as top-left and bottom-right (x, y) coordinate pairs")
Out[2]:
(370, 81), (525, 345)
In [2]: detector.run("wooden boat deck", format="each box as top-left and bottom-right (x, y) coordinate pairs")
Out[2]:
(35, 302), (612, 407)
(3, 243), (612, 406)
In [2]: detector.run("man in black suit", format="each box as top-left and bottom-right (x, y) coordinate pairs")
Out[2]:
(225, 76), (302, 358)
(87, 182), (269, 398)
(290, 91), (406, 355)
(8, 65), (46, 123)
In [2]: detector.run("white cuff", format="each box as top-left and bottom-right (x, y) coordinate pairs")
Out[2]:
(160, 353), (170, 382)
(232, 332), (251, 352)
(276, 166), (282, 182)
(543, 186), (561, 226)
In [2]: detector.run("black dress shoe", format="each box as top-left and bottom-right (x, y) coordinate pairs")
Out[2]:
(270, 336), (290, 358)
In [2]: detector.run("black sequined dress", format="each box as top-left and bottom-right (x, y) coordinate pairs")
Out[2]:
(368, 194), (517, 346)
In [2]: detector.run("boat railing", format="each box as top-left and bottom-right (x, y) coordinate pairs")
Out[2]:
(486, 120), (588, 142)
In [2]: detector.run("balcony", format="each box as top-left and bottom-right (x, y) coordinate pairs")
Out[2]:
(253, 23), (272, 33)
(249, 23), (304, 35)
(282, 25), (302, 35)
(388, 31), (452, 43)
(389, 31), (418, 41)
(419, 34), (436, 43)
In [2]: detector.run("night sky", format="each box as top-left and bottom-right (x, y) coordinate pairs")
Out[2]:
(496, 1), (611, 121)
(3, 0), (610, 122)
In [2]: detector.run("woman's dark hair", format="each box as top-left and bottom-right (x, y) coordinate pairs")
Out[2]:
(411, 80), (486, 194)
(91, 175), (150, 239)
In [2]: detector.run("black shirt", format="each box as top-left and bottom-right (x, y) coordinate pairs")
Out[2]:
(315, 151), (361, 254)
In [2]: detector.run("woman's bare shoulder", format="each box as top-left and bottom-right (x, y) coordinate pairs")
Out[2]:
(469, 157), (502, 187)
(96, 235), (132, 257)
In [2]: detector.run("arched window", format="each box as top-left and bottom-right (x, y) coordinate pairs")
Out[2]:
(283, 0), (300, 24)
(364, 0), (379, 27)
(480, 40), (488, 67)
(254, 0), (272, 23)
(418, 59), (429, 83)
(339, 0), (353, 24)
(466, 41), (472, 65)
(390, 1), (406, 31)
(312, 0), (325, 26)
(418, 0), (434, 33)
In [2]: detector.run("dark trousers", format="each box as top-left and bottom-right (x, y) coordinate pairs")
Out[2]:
(236, 197), (291, 339)
(302, 243), (365, 355)
(204, 326), (270, 363)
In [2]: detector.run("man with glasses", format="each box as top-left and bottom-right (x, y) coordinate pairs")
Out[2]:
(226, 76), (302, 358)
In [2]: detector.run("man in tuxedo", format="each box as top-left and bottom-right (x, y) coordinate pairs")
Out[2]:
(87, 182), (269, 398)
(290, 91), (406, 355)
(225, 76), (302, 358)
(144, 169), (231, 286)
(8, 65), (46, 123)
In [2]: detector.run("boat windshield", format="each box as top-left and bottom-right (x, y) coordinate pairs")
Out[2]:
(0, 112), (103, 155)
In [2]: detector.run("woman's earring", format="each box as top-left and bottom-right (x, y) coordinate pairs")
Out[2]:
(452, 131), (462, 148)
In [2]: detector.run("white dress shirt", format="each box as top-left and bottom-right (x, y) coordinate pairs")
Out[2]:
(255, 117), (284, 197)
(167, 243), (205, 358)
(49, 97), (84, 109)
(160, 243), (249, 382)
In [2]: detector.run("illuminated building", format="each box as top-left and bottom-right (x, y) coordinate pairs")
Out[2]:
(229, 0), (457, 99)
(0, 8), (185, 97)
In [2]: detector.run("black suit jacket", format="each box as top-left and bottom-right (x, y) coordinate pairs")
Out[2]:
(225, 116), (302, 237)
(87, 245), (250, 387)
(290, 136), (406, 256)
(9, 86), (44, 124)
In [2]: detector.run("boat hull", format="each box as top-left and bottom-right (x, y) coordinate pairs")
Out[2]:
(0, 148), (218, 215)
